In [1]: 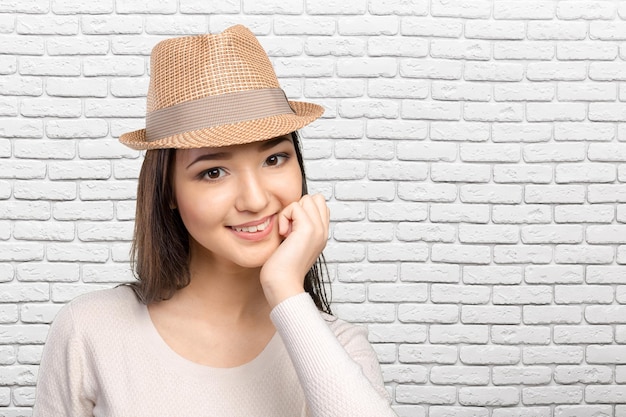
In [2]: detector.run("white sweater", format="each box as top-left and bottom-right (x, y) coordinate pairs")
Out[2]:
(33, 286), (397, 416)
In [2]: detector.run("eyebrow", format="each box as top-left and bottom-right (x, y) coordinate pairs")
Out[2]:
(186, 136), (291, 169)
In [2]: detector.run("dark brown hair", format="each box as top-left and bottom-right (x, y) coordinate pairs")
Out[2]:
(129, 132), (332, 313)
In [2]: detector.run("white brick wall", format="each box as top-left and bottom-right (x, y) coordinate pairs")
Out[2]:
(1, 0), (626, 415)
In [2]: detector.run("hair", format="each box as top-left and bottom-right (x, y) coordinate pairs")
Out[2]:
(128, 131), (332, 314)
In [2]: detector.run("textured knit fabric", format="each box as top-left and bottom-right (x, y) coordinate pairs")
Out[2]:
(33, 286), (396, 417)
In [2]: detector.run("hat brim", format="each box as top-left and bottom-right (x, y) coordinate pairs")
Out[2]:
(119, 101), (324, 150)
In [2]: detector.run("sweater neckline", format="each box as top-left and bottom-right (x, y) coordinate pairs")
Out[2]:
(135, 297), (282, 378)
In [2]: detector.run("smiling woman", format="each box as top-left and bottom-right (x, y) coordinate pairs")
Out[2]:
(31, 25), (397, 417)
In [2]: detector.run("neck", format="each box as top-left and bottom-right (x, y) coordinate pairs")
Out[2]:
(170, 251), (272, 326)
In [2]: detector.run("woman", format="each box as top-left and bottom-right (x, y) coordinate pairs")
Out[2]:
(33, 25), (396, 416)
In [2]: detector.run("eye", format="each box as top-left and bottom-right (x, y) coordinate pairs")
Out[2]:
(265, 153), (288, 167)
(201, 167), (226, 180)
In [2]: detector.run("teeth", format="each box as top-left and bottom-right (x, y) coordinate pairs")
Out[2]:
(233, 218), (270, 233)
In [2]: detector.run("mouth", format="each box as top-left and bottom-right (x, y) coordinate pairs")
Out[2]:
(230, 217), (272, 233)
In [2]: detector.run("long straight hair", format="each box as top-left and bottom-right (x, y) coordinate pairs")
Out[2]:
(129, 132), (332, 314)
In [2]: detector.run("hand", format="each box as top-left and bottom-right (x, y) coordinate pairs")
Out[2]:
(260, 194), (330, 308)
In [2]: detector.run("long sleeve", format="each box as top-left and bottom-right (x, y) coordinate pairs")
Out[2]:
(32, 303), (95, 417)
(270, 293), (397, 417)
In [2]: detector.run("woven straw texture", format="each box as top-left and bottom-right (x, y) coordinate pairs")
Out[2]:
(119, 25), (323, 150)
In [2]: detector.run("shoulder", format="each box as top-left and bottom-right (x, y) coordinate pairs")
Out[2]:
(52, 285), (141, 336)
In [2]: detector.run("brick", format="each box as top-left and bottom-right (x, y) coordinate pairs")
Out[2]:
(524, 306), (582, 325)
(587, 305), (626, 324)
(273, 16), (334, 35)
(587, 266), (626, 284)
(492, 205), (552, 224)
(339, 99), (398, 118)
(430, 365), (489, 385)
(0, 75), (42, 96)
(432, 244), (490, 264)
(78, 222), (133, 242)
(14, 180), (76, 201)
(113, 159), (145, 179)
(430, 204), (489, 223)
(493, 286), (552, 305)
(431, 0), (490, 18)
(525, 265), (583, 284)
(400, 59), (463, 80)
(51, 283), (112, 302)
(115, 0), (176, 13)
(368, 283), (426, 302)
(304, 79), (364, 98)
(401, 263), (459, 283)
(399, 303), (457, 324)
(495, 83), (555, 102)
(180, 0), (239, 13)
(464, 266), (522, 285)
(555, 366), (612, 384)
(431, 164), (490, 183)
(0, 364), (39, 384)
(494, 41), (554, 60)
(586, 386), (626, 404)
(14, 140), (75, 160)
(528, 103), (586, 122)
(588, 185), (626, 202)
(0, 305), (17, 323)
(493, 366), (551, 385)
(368, 242), (428, 261)
(396, 385), (456, 405)
(47, 119), (108, 139)
(367, 120), (428, 140)
(20, 304), (63, 324)
(587, 225), (626, 243)
(494, 245), (552, 264)
(333, 222), (393, 242)
(47, 77), (108, 97)
(465, 20), (524, 40)
(0, 36), (44, 55)
(83, 264), (134, 283)
(525, 185), (585, 204)
(491, 326), (551, 345)
(431, 39), (490, 60)
(0, 56), (16, 75)
(493, 165), (551, 184)
(460, 387), (519, 406)
(337, 57), (396, 78)
(465, 62), (524, 82)
(17, 262), (79, 282)
(528, 21), (587, 41)
(327, 202), (365, 222)
(339, 16), (397, 35)
(558, 42), (617, 62)
(432, 81), (492, 102)
(555, 122), (615, 142)
(431, 324), (488, 343)
(46, 243), (109, 262)
(13, 221), (74, 241)
(558, 1), (615, 19)
(323, 242), (366, 262)
(332, 303), (394, 323)
(19, 57), (80, 76)
(115, 201), (136, 221)
(17, 15), (78, 34)
(368, 161), (427, 181)
(523, 346), (584, 365)
(146, 15), (207, 34)
(524, 143), (585, 162)
(465, 103), (523, 122)
(523, 386), (583, 405)
(0, 201), (49, 221)
(397, 142), (456, 162)
(461, 346), (520, 365)
(52, 0), (113, 13)
(591, 21), (626, 40)
(589, 144), (626, 160)
(555, 245), (614, 264)
(555, 325), (613, 344)
(79, 140), (140, 159)
(431, 122), (490, 142)
(430, 284), (490, 304)
(111, 35), (162, 55)
(337, 263), (397, 283)
(0, 119), (43, 138)
(555, 205), (614, 224)
(521, 225), (583, 244)
(381, 365), (428, 384)
(20, 98), (81, 118)
(590, 103), (626, 121)
(81, 15), (142, 34)
(368, 36), (427, 57)
(462, 306), (521, 325)
(368, 78), (429, 98)
(307, 160), (366, 181)
(0, 264), (13, 282)
(493, 123), (552, 143)
(527, 62), (587, 82)
(335, 181), (394, 201)
(459, 224), (519, 244)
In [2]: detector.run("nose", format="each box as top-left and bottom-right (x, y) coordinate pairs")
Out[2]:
(234, 170), (270, 213)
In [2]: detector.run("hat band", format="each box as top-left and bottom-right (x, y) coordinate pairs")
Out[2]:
(145, 88), (295, 142)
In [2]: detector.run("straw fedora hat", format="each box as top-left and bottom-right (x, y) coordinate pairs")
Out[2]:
(119, 25), (324, 150)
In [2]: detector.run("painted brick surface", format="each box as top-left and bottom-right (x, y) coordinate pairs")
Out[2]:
(2, 1), (626, 415)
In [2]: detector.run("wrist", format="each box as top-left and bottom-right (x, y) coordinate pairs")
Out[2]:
(263, 283), (305, 309)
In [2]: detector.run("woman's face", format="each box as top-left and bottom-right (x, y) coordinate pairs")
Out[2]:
(172, 134), (303, 270)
